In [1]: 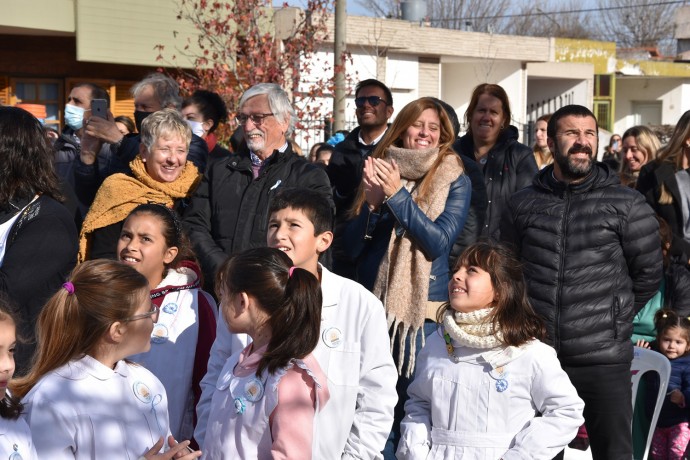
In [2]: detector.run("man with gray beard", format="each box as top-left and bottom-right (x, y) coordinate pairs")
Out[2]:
(499, 105), (662, 460)
(182, 83), (333, 288)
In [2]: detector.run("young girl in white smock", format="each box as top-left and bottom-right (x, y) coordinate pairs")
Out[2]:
(13, 260), (201, 460)
(202, 247), (329, 459)
(118, 204), (217, 442)
(0, 296), (36, 459)
(397, 242), (585, 460)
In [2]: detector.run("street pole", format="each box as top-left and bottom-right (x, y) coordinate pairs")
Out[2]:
(333, 0), (347, 131)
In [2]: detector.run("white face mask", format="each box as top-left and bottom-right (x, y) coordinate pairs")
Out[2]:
(64, 104), (86, 130)
(186, 119), (205, 138)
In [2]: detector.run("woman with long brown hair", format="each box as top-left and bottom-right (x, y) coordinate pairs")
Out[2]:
(0, 106), (78, 373)
(343, 96), (471, 455)
(637, 110), (690, 260)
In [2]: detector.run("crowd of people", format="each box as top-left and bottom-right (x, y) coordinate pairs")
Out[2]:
(0, 71), (689, 459)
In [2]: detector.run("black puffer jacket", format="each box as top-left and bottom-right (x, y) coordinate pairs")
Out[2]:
(500, 163), (663, 365)
(455, 126), (536, 238)
(182, 143), (333, 287)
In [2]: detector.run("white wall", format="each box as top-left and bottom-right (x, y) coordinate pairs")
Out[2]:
(527, 79), (590, 118)
(441, 60), (525, 139)
(614, 78), (690, 133)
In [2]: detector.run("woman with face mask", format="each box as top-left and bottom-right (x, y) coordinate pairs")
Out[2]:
(181, 90), (231, 160)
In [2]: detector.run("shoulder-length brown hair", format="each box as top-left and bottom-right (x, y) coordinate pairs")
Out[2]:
(349, 97), (459, 218)
(437, 242), (545, 347)
(464, 83), (512, 137)
(12, 260), (149, 398)
(657, 110), (690, 171)
(620, 125), (661, 178)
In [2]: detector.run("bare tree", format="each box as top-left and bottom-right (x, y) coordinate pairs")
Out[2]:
(506, 0), (598, 39)
(597, 0), (688, 53)
(427, 0), (511, 32)
(356, 0), (511, 33)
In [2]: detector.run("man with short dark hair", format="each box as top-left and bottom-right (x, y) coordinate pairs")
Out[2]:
(500, 104), (663, 460)
(327, 78), (394, 277)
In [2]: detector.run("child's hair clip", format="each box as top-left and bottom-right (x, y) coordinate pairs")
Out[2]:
(662, 313), (668, 318)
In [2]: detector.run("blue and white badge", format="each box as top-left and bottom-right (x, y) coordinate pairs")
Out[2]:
(234, 397), (246, 414)
(133, 381), (152, 404)
(244, 378), (265, 402)
(8, 444), (22, 460)
(322, 327), (342, 348)
(162, 302), (179, 314)
(151, 324), (169, 344)
(495, 378), (509, 392)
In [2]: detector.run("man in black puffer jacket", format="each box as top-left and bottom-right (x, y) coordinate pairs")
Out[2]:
(500, 105), (662, 460)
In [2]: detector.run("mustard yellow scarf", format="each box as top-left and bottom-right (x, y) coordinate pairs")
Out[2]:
(78, 156), (201, 262)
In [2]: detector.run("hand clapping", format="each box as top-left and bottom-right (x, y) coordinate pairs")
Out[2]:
(363, 157), (402, 212)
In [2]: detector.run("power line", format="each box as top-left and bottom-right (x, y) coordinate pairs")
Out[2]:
(429, 0), (687, 22)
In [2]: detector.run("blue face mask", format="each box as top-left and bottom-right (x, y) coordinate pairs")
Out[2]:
(64, 104), (86, 130)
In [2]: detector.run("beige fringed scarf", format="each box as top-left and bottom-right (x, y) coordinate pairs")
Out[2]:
(78, 156), (201, 262)
(373, 145), (464, 376)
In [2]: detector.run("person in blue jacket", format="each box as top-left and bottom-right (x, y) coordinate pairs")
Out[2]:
(342, 97), (471, 456)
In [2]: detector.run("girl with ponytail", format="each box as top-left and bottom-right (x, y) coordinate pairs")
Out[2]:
(202, 247), (329, 459)
(13, 259), (201, 460)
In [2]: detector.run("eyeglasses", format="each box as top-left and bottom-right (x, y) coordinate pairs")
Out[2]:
(354, 96), (388, 108)
(235, 113), (274, 126)
(124, 304), (159, 323)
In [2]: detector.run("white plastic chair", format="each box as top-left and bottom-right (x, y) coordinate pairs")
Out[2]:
(631, 346), (672, 460)
(564, 346), (671, 460)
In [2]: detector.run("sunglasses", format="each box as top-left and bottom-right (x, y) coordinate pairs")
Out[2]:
(354, 96), (388, 108)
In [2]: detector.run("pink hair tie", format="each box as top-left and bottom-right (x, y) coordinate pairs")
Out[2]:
(288, 266), (296, 278)
(62, 282), (75, 295)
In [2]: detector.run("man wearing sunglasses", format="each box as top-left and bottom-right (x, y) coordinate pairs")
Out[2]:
(327, 79), (394, 278)
(183, 83), (333, 290)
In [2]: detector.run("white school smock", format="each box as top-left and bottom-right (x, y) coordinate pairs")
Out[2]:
(202, 348), (327, 459)
(21, 355), (170, 460)
(129, 266), (217, 441)
(397, 335), (585, 460)
(196, 265), (398, 459)
(0, 415), (37, 459)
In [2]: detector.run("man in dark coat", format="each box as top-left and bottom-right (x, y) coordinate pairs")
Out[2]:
(500, 105), (663, 460)
(327, 79), (394, 277)
(182, 83), (333, 288)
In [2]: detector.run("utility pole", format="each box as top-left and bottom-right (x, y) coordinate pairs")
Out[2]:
(333, 0), (347, 131)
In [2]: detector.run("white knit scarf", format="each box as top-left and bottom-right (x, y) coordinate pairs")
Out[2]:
(443, 308), (502, 349)
(443, 308), (529, 369)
